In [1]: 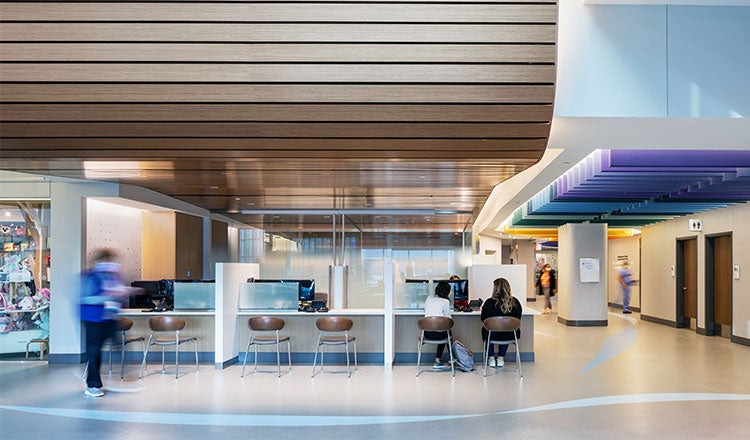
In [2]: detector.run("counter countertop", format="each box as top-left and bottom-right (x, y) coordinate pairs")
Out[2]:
(237, 308), (385, 316)
(119, 308), (539, 317)
(394, 309), (540, 316)
(119, 309), (215, 316)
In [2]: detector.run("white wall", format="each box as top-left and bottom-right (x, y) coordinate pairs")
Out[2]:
(477, 234), (502, 264)
(468, 264), (527, 308)
(556, 1), (750, 117)
(556, 1), (667, 116)
(641, 202), (750, 339)
(667, 6), (750, 117)
(86, 199), (142, 283)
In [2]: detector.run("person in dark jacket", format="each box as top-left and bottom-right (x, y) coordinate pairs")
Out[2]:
(80, 248), (133, 397)
(535, 263), (557, 314)
(480, 278), (522, 367)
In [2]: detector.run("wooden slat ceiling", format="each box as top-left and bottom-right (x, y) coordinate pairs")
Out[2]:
(0, 1), (557, 233)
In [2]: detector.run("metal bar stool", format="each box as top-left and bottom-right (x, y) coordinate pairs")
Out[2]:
(241, 316), (291, 378)
(138, 316), (198, 379)
(416, 316), (455, 377)
(311, 316), (357, 378)
(482, 316), (522, 377)
(102, 317), (145, 379)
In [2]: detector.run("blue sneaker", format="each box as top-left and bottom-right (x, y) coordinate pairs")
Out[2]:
(85, 387), (104, 397)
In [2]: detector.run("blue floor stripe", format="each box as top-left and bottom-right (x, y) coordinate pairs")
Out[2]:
(581, 312), (639, 372)
(3, 393), (749, 427)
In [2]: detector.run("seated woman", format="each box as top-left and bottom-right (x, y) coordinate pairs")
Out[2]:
(423, 281), (452, 370)
(480, 278), (522, 367)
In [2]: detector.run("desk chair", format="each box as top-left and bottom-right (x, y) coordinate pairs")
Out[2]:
(311, 317), (357, 378)
(138, 316), (198, 379)
(25, 337), (49, 360)
(416, 316), (455, 377)
(482, 316), (522, 377)
(102, 317), (145, 379)
(241, 316), (291, 378)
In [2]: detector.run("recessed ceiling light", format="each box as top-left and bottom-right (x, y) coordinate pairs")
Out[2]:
(418, 175), (426, 179)
(234, 197), (241, 201)
(210, 186), (219, 190)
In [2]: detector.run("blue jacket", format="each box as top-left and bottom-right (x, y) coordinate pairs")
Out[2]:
(80, 267), (123, 322)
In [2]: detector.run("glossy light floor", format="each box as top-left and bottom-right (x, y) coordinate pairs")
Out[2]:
(2, 304), (749, 439)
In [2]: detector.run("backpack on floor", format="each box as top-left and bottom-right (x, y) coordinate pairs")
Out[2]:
(451, 340), (474, 372)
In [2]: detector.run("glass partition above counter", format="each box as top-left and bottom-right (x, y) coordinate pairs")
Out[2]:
(173, 280), (215, 310)
(395, 280), (430, 309)
(238, 281), (298, 310)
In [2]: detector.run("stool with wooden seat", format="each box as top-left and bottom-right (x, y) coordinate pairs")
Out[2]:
(311, 316), (357, 378)
(416, 316), (455, 377)
(102, 317), (145, 379)
(25, 337), (49, 360)
(482, 316), (522, 377)
(241, 316), (291, 378)
(138, 316), (198, 379)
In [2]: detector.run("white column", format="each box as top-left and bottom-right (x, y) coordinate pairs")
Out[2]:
(215, 262), (259, 369)
(383, 251), (394, 370)
(50, 181), (118, 363)
(557, 223), (608, 326)
(331, 265), (348, 309)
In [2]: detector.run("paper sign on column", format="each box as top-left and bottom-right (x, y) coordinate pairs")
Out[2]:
(579, 258), (600, 283)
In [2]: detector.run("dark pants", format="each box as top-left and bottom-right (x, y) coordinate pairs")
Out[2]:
(84, 320), (116, 388)
(486, 342), (510, 358)
(424, 330), (452, 359)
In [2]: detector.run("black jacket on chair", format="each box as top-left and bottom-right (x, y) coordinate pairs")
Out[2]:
(480, 297), (522, 341)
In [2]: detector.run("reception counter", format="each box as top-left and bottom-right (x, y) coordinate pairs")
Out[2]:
(114, 307), (537, 368)
(237, 309), (384, 364)
(119, 309), (215, 363)
(394, 309), (538, 363)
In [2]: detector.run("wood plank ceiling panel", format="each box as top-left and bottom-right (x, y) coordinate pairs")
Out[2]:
(0, 0), (557, 232)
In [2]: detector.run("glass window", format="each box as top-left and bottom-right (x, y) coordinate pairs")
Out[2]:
(1, 201), (51, 354)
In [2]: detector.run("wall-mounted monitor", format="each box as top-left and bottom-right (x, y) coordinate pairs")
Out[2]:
(296, 279), (315, 301)
(434, 279), (469, 307)
(129, 280), (161, 308)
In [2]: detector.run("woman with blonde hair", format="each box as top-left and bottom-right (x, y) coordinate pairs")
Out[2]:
(480, 278), (522, 367)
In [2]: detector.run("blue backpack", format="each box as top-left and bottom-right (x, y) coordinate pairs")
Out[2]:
(452, 340), (474, 372)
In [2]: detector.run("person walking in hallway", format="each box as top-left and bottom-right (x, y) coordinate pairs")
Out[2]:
(617, 261), (634, 314)
(79, 249), (135, 397)
(535, 263), (556, 314)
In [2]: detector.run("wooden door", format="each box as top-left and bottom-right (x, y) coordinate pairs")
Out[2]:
(683, 238), (698, 319)
(712, 235), (732, 326)
(175, 212), (203, 279)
